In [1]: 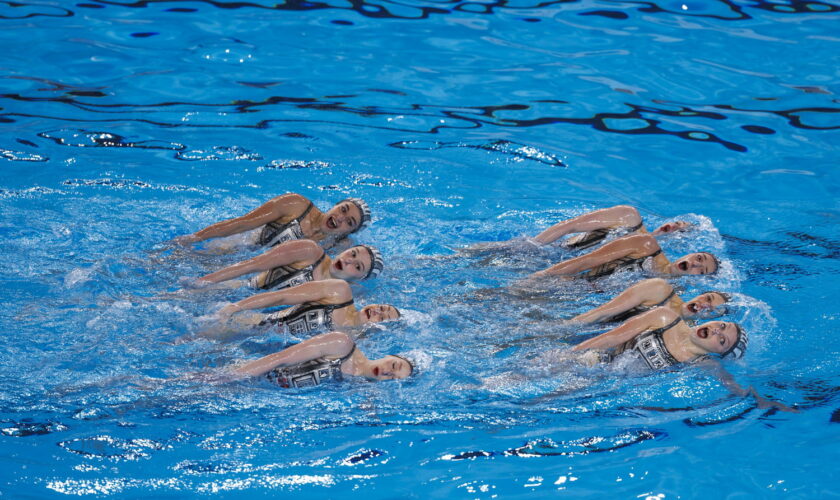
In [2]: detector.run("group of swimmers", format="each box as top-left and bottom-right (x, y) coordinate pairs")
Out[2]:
(173, 194), (771, 401)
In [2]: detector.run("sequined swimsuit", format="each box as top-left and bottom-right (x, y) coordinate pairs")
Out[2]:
(266, 345), (356, 388)
(601, 317), (682, 370)
(253, 251), (326, 291)
(259, 300), (355, 336)
(256, 202), (313, 247)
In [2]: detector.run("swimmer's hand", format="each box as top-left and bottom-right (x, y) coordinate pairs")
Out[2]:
(216, 303), (242, 321)
(176, 369), (241, 385)
(459, 241), (513, 253)
(178, 276), (212, 289)
(750, 388), (800, 413)
(459, 238), (541, 255)
(577, 350), (601, 367)
(172, 234), (200, 246)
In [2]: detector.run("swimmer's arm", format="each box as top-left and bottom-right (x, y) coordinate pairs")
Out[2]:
(219, 279), (351, 316)
(698, 359), (799, 413)
(230, 331), (354, 378)
(534, 205), (642, 245)
(536, 234), (658, 276)
(571, 278), (672, 323)
(182, 193), (308, 243)
(572, 308), (666, 351)
(198, 240), (322, 284)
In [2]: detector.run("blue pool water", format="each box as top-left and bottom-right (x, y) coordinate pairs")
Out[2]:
(1, 0), (838, 497)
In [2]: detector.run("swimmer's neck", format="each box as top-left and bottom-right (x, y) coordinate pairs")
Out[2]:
(344, 349), (370, 377)
(668, 294), (685, 316)
(348, 307), (366, 327)
(652, 253), (672, 274)
(318, 255), (335, 280)
(663, 324), (708, 362)
(305, 211), (329, 241)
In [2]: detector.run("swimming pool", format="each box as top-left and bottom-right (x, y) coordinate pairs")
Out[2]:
(1, 0), (838, 497)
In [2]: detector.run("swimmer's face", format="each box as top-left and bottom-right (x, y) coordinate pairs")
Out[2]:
(691, 321), (739, 355)
(331, 246), (371, 280)
(367, 355), (412, 381)
(652, 220), (692, 236)
(682, 292), (728, 317)
(671, 252), (718, 275)
(323, 201), (363, 235)
(360, 304), (400, 324)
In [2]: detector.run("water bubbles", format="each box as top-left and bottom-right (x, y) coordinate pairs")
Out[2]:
(192, 39), (257, 65)
(175, 146), (262, 161)
(0, 147), (48, 162)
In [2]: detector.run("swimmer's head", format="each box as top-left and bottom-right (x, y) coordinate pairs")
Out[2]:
(331, 245), (383, 280)
(691, 320), (743, 356)
(682, 291), (730, 318)
(322, 198), (371, 236)
(360, 304), (400, 324)
(366, 354), (413, 381)
(652, 220), (692, 236)
(670, 252), (719, 275)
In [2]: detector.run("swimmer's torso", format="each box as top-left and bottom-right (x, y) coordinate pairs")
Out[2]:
(600, 317), (682, 370)
(266, 345), (356, 388)
(256, 202), (314, 247)
(251, 251), (326, 290)
(259, 300), (355, 336)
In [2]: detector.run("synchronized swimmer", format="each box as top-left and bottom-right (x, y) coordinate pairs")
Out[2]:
(201, 279), (400, 339)
(193, 239), (384, 291)
(227, 331), (412, 388)
(533, 233), (718, 279)
(572, 306), (746, 369)
(176, 193), (371, 248)
(571, 278), (729, 324)
(533, 204), (691, 248)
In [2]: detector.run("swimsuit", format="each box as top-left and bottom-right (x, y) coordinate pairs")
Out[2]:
(583, 249), (662, 281)
(266, 345), (356, 388)
(253, 251), (326, 291)
(256, 202), (313, 247)
(600, 317), (682, 370)
(259, 300), (355, 336)
(565, 222), (644, 250)
(601, 288), (677, 323)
